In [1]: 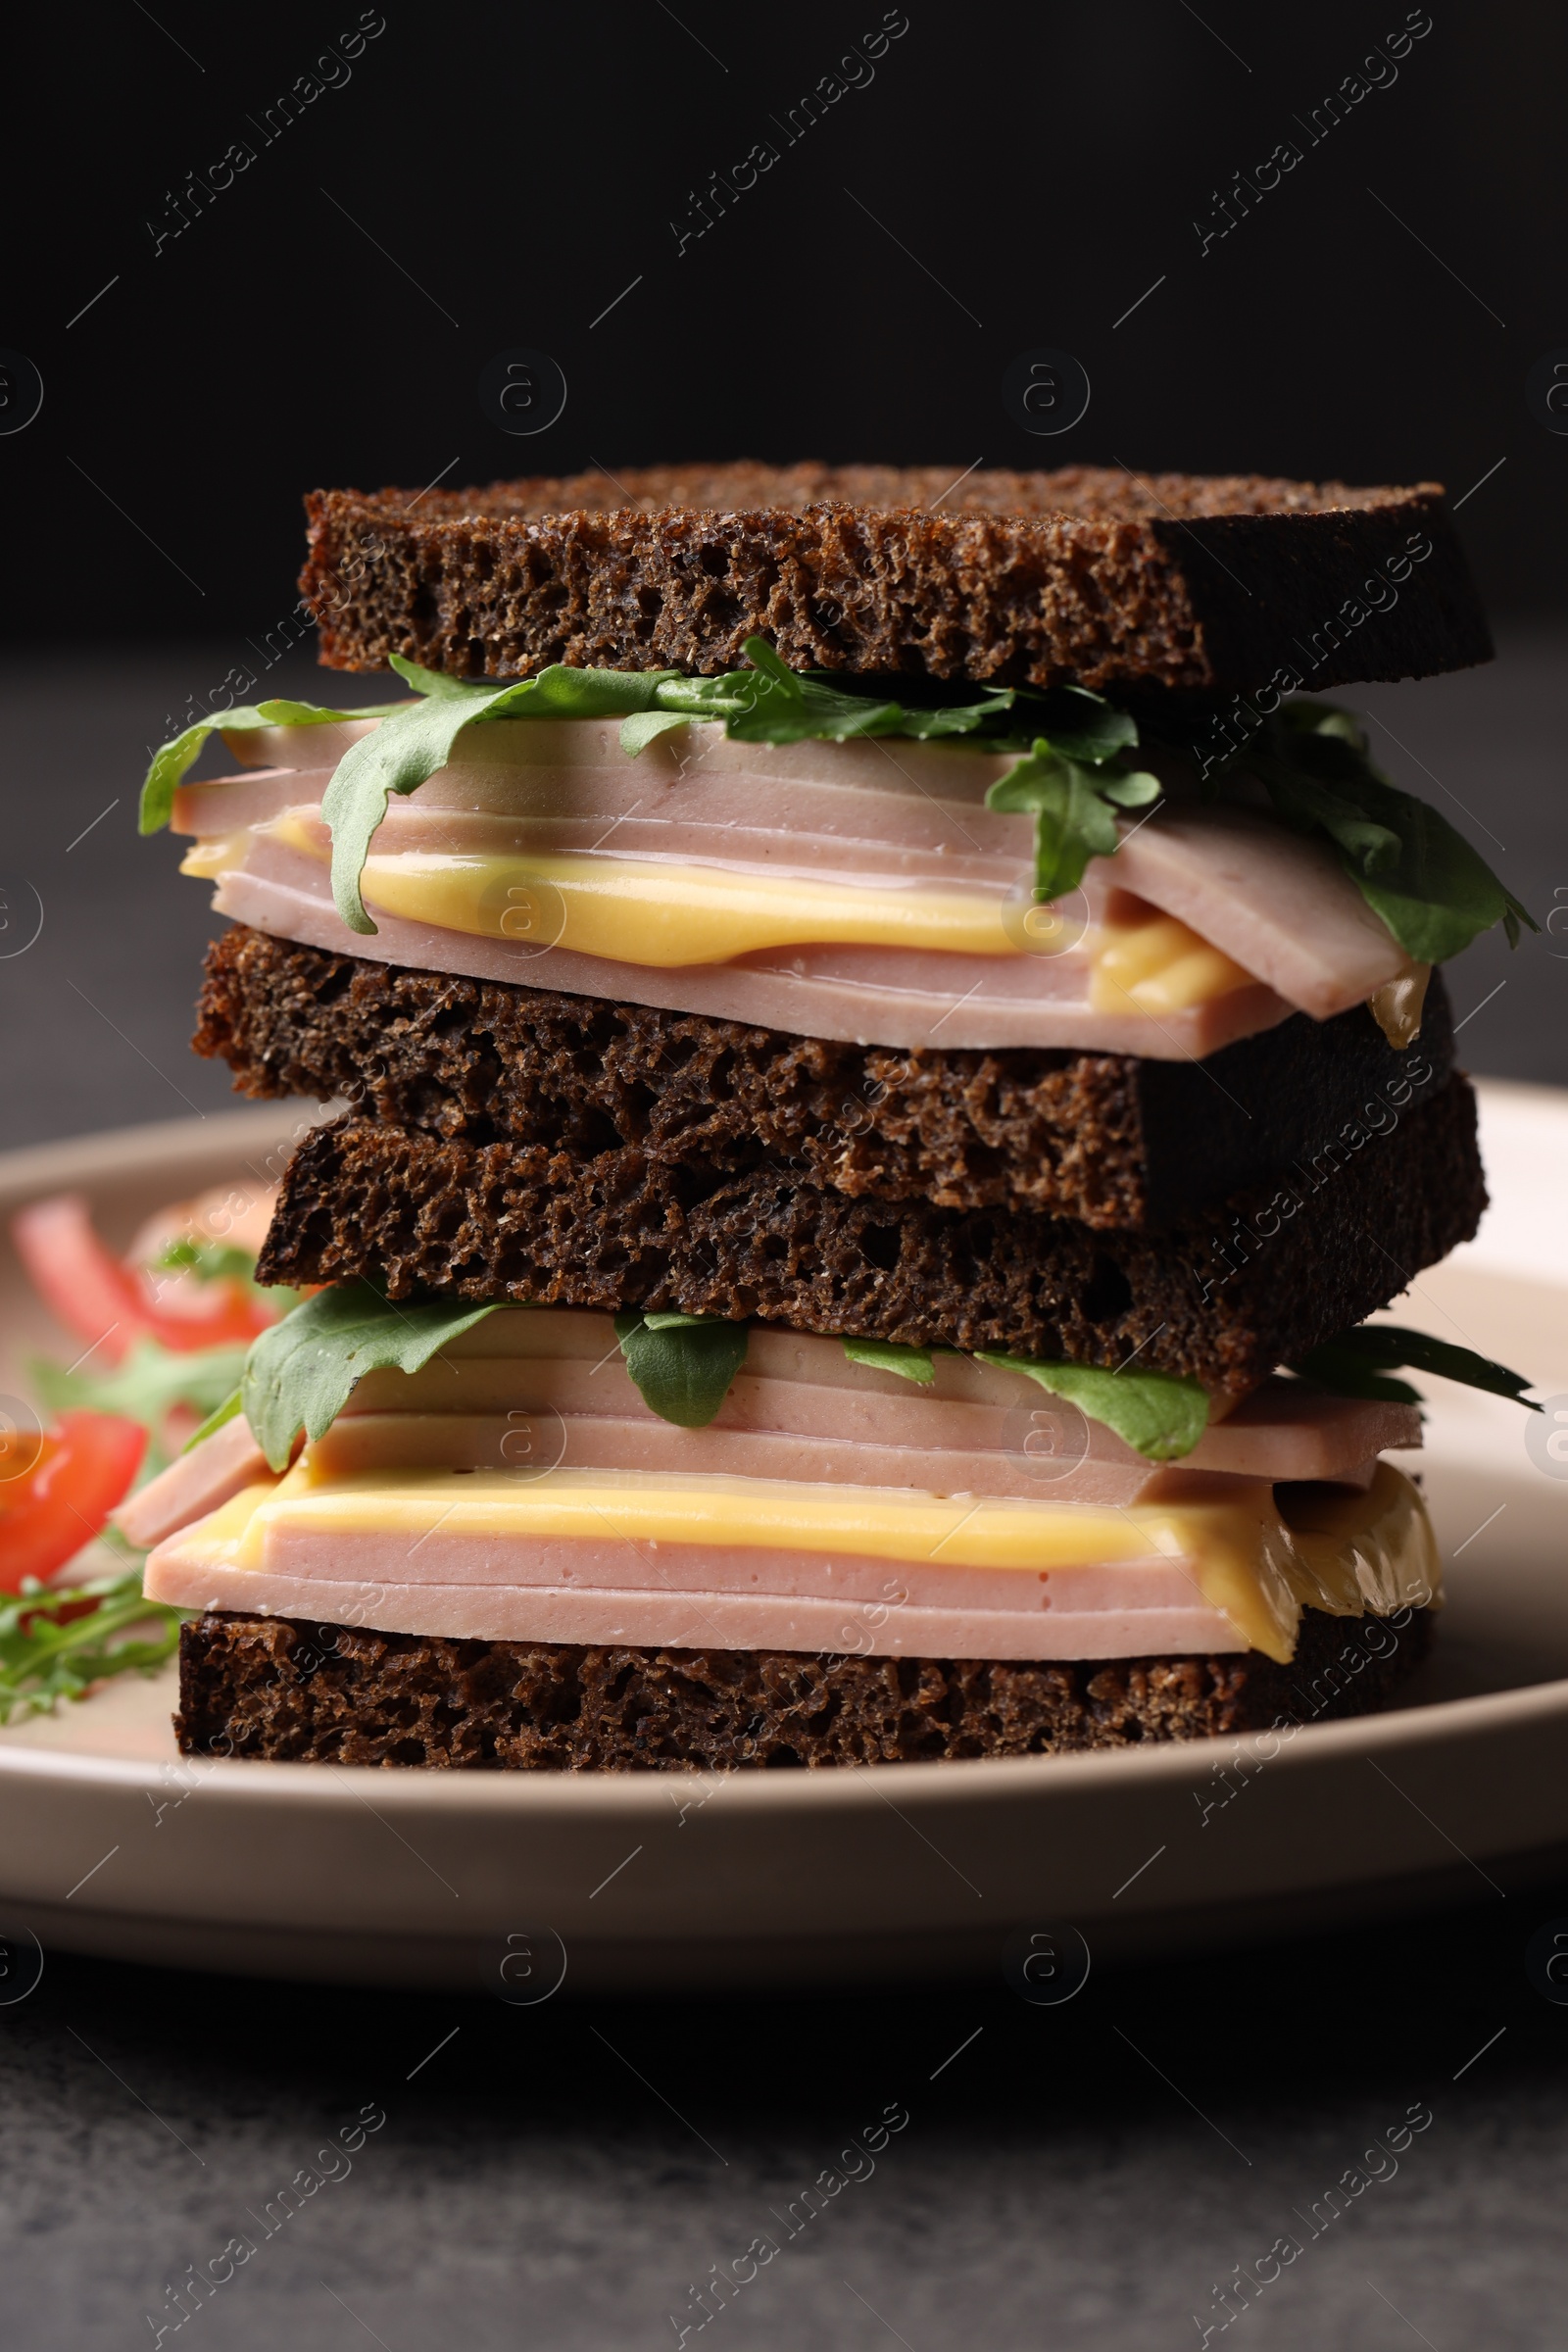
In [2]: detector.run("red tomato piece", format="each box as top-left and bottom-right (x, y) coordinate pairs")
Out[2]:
(12, 1192), (275, 1361)
(133, 1270), (273, 1353)
(0, 1411), (148, 1591)
(12, 1195), (143, 1363)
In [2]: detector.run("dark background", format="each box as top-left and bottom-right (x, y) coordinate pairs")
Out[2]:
(4, 4), (1568, 2346)
(4, 0), (1565, 639)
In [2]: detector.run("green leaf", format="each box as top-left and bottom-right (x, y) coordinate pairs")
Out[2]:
(1241, 704), (1537, 962)
(894, 699), (1021, 739)
(386, 655), (478, 700)
(320, 675), (535, 934)
(979, 680), (1160, 904)
(31, 1338), (250, 1429)
(619, 709), (702, 756)
(321, 657), (683, 931)
(151, 1242), (268, 1298)
(1035, 688), (1141, 764)
(138, 697), (396, 834)
(0, 1571), (185, 1726)
(152, 1238), (257, 1283)
(725, 683), (907, 744)
(974, 1351), (1210, 1460)
(842, 1337), (937, 1384)
(182, 1388), (243, 1452)
(1291, 1324), (1540, 1411)
(622, 637), (1018, 751)
(986, 743), (1161, 902)
(719, 638), (1015, 747)
(637, 672), (765, 726)
(1100, 767), (1165, 809)
(613, 1310), (749, 1427)
(736, 636), (803, 698)
(716, 644), (899, 744)
(498, 663), (690, 722)
(243, 1281), (505, 1470)
(797, 664), (1022, 741)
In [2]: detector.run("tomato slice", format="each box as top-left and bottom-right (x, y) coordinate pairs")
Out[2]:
(134, 1270), (273, 1353)
(12, 1192), (275, 1361)
(0, 1411), (147, 1591)
(12, 1195), (143, 1363)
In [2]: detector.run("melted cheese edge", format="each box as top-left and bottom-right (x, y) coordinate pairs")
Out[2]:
(169, 1457), (1438, 1664)
(1089, 908), (1256, 1016)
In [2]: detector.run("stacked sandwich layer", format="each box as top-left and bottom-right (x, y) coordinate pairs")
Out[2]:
(131, 464), (1526, 1767)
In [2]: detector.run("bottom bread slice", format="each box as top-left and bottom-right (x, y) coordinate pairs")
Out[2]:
(175, 1605), (1432, 1769)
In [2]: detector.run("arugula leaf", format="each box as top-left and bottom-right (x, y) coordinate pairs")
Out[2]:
(243, 1280), (504, 1470)
(613, 1310), (749, 1427)
(987, 742), (1161, 902)
(322, 656), (685, 931)
(976, 682), (1160, 902)
(0, 1571), (185, 1725)
(696, 639), (906, 744)
(1238, 705), (1537, 962)
(616, 638), (1018, 753)
(31, 1338), (250, 1431)
(1031, 694), (1141, 764)
(152, 1238), (258, 1284)
(1291, 1324), (1540, 1410)
(384, 656), (483, 700)
(618, 709), (707, 756)
(975, 1352), (1210, 1461)
(896, 701), (1023, 741)
(842, 1337), (937, 1384)
(138, 697), (395, 835)
(184, 1389), (243, 1451)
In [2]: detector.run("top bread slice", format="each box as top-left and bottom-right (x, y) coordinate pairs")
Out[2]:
(300, 462), (1491, 694)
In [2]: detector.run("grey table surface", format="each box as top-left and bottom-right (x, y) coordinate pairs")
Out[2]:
(1, 641), (1566, 2350)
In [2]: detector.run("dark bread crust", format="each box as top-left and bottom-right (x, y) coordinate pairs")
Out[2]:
(175, 1606), (1433, 1768)
(197, 926), (1456, 1232)
(300, 463), (1492, 693)
(252, 1077), (1485, 1400)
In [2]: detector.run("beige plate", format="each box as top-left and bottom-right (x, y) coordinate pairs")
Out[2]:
(0, 1092), (1564, 1994)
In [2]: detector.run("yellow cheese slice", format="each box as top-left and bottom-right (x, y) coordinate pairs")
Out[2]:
(1089, 906), (1256, 1015)
(356, 848), (1019, 964)
(179, 831), (252, 881)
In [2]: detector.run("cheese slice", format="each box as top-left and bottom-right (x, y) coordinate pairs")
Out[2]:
(354, 846), (1021, 964)
(1090, 904), (1256, 1015)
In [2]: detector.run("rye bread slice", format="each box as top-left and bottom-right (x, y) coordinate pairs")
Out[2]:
(300, 462), (1491, 693)
(174, 1606), (1432, 1768)
(197, 925), (1456, 1233)
(252, 1075), (1485, 1401)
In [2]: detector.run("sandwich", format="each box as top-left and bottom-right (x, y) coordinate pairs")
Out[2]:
(125, 463), (1540, 1768)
